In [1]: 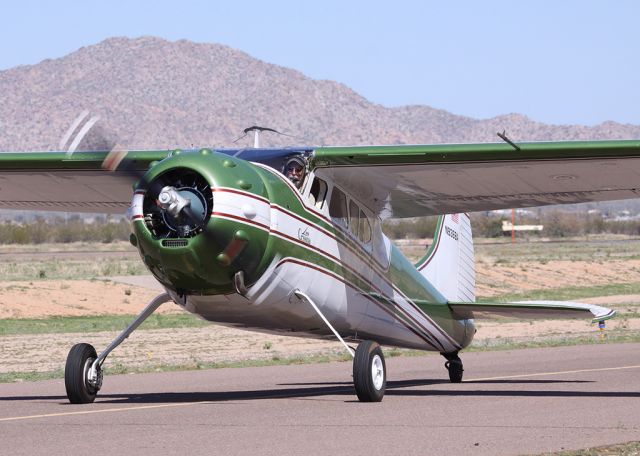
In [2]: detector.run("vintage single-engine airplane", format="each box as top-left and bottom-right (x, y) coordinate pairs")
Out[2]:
(0, 127), (637, 403)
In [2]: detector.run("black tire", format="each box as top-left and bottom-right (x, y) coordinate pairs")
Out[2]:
(445, 357), (464, 383)
(65, 343), (99, 404)
(353, 340), (386, 402)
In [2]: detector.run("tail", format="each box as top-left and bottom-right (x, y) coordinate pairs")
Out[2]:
(415, 214), (475, 302)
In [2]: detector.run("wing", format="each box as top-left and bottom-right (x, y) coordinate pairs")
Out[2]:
(312, 139), (640, 217)
(448, 300), (615, 323)
(0, 150), (170, 213)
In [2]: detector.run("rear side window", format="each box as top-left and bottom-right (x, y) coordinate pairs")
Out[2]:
(358, 209), (371, 243)
(349, 199), (360, 236)
(329, 187), (348, 227)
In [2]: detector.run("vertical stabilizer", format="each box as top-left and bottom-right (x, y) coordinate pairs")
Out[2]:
(415, 214), (475, 302)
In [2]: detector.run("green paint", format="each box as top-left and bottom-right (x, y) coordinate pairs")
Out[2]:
(314, 140), (640, 167)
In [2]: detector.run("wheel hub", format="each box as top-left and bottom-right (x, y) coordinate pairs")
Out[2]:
(84, 358), (102, 392)
(371, 354), (384, 390)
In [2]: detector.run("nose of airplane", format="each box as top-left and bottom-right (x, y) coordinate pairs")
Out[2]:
(128, 149), (272, 295)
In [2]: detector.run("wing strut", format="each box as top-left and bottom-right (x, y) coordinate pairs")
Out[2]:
(294, 290), (355, 358)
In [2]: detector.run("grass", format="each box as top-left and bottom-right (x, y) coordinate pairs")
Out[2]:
(0, 313), (208, 335)
(479, 282), (640, 303)
(0, 352), (355, 384)
(467, 330), (640, 352)
(399, 237), (640, 264)
(0, 258), (147, 280)
(474, 238), (640, 264)
(1, 331), (638, 384)
(0, 241), (145, 280)
(539, 441), (640, 455)
(2, 237), (640, 384)
(0, 241), (135, 254)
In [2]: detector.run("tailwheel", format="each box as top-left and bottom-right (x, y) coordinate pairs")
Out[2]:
(353, 340), (386, 402)
(65, 343), (102, 404)
(444, 354), (464, 383)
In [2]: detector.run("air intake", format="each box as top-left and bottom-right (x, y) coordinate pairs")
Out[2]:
(161, 239), (189, 248)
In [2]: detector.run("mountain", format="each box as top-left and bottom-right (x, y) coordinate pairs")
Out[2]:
(1, 36), (639, 152)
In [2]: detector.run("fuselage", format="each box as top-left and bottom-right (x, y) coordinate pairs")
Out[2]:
(129, 148), (475, 353)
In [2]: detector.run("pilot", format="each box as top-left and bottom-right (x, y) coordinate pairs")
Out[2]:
(284, 157), (306, 189)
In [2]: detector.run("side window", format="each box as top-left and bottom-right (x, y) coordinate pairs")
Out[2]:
(308, 177), (328, 210)
(329, 187), (348, 228)
(349, 199), (360, 237)
(359, 209), (371, 243)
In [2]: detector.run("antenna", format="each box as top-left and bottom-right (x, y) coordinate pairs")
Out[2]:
(232, 126), (298, 147)
(497, 130), (521, 151)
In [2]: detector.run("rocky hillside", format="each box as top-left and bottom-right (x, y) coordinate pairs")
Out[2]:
(1, 36), (639, 151)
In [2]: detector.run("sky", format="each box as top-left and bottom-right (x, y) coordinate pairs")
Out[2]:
(2, 0), (639, 126)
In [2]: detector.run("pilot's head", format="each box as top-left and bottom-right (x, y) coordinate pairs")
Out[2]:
(284, 157), (306, 189)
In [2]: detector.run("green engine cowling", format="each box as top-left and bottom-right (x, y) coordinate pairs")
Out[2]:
(129, 149), (273, 295)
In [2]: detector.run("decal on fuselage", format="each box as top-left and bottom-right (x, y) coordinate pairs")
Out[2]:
(297, 227), (311, 244)
(445, 226), (459, 241)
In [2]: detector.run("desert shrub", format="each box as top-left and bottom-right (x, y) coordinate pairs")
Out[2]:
(0, 217), (131, 244)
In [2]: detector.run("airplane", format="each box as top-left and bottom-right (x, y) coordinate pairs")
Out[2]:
(0, 127), (636, 404)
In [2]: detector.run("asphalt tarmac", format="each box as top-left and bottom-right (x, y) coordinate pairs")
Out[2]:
(1, 343), (639, 456)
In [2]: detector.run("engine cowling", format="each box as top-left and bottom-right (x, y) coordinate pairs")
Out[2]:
(129, 149), (272, 295)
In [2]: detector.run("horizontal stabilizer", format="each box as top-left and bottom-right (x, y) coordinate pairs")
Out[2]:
(448, 300), (616, 323)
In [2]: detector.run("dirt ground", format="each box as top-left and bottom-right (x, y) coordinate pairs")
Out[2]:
(477, 259), (640, 297)
(0, 280), (175, 319)
(1, 240), (639, 375)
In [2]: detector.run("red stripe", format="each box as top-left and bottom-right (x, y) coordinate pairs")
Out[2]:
(212, 193), (456, 348)
(211, 169), (458, 348)
(211, 212), (270, 231)
(270, 233), (445, 351)
(212, 187), (270, 205)
(275, 258), (440, 350)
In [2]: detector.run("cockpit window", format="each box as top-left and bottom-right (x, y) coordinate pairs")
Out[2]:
(309, 177), (328, 210)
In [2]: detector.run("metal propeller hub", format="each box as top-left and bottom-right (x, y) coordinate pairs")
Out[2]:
(142, 168), (213, 239)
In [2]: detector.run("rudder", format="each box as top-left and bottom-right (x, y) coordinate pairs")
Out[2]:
(415, 214), (475, 302)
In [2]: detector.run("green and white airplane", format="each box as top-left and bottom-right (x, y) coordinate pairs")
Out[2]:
(0, 131), (636, 403)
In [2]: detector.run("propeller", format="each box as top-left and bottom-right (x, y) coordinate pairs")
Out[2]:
(58, 113), (272, 291)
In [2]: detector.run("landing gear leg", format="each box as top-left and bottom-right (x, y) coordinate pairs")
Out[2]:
(442, 351), (463, 383)
(293, 290), (387, 402)
(64, 292), (171, 404)
(353, 341), (386, 402)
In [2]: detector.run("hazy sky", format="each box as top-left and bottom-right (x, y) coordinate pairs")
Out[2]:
(3, 1), (639, 126)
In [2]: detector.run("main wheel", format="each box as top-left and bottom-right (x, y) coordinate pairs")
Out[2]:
(65, 343), (100, 404)
(445, 357), (463, 383)
(353, 340), (386, 402)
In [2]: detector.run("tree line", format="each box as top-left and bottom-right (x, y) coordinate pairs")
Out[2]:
(0, 211), (638, 244)
(382, 211), (640, 239)
(0, 217), (130, 244)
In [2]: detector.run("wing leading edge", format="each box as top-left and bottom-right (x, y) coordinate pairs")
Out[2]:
(312, 139), (640, 217)
(0, 150), (170, 213)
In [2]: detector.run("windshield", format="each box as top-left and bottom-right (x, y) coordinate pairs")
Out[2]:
(214, 148), (313, 176)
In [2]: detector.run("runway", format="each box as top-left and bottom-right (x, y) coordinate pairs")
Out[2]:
(1, 343), (639, 455)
